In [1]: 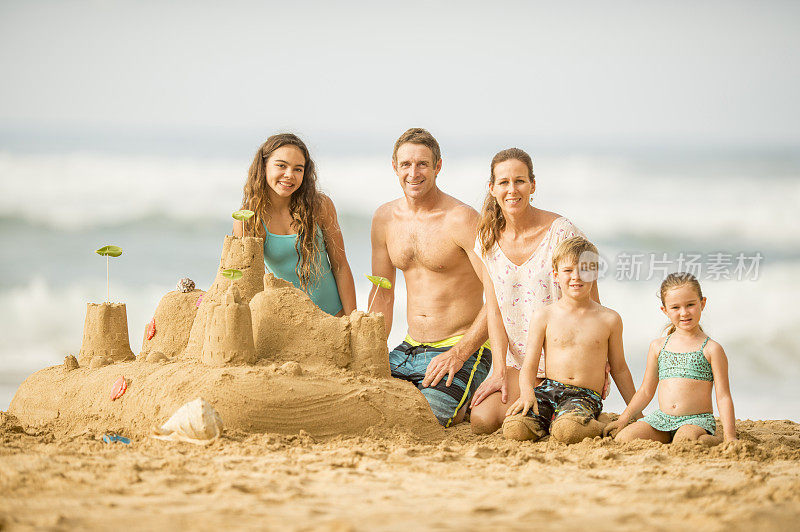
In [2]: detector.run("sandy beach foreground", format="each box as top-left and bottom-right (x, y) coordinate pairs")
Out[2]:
(1, 413), (798, 531)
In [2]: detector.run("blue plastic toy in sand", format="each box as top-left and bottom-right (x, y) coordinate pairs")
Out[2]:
(102, 434), (131, 445)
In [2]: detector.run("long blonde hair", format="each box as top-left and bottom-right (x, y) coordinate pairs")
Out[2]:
(241, 133), (323, 290)
(659, 272), (705, 335)
(477, 148), (535, 256)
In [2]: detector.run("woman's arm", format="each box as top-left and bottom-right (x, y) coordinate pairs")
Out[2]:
(319, 195), (357, 315)
(709, 342), (737, 441)
(470, 264), (510, 407)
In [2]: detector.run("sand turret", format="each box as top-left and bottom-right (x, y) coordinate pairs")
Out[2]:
(78, 302), (135, 365)
(184, 235), (265, 359)
(200, 284), (256, 366)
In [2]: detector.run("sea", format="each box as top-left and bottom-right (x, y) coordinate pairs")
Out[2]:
(1, 145), (798, 421)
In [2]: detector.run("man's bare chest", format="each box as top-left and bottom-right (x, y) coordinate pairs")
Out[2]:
(386, 220), (464, 272)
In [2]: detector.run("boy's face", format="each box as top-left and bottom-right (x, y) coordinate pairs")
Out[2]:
(554, 257), (596, 299)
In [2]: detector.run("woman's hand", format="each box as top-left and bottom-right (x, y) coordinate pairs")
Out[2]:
(470, 372), (507, 408)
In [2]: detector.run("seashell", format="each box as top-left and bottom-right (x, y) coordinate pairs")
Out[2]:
(177, 278), (195, 293)
(110, 376), (127, 401)
(195, 294), (204, 308)
(151, 398), (223, 445)
(64, 355), (79, 370)
(146, 317), (156, 340)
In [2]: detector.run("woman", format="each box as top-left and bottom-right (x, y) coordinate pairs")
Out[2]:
(233, 133), (356, 316)
(469, 148), (602, 434)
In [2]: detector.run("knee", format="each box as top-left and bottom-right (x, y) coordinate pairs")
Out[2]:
(470, 407), (501, 435)
(551, 414), (603, 445)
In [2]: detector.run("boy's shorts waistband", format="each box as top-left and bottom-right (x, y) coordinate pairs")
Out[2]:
(540, 378), (602, 401)
(403, 334), (491, 351)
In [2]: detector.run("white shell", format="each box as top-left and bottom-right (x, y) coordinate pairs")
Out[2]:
(151, 398), (223, 444)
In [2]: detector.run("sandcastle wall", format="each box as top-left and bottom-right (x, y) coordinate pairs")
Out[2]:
(78, 303), (135, 364)
(184, 235), (265, 359)
(201, 285), (256, 366)
(139, 289), (204, 360)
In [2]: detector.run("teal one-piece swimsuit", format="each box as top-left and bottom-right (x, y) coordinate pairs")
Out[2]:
(262, 223), (343, 315)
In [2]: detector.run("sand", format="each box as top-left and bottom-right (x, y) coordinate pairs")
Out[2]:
(1, 414), (798, 530)
(4, 233), (799, 529)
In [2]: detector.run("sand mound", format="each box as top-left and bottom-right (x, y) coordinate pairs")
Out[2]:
(8, 360), (443, 440)
(139, 289), (204, 360)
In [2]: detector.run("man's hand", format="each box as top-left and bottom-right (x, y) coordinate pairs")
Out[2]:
(422, 348), (469, 388)
(470, 372), (506, 408)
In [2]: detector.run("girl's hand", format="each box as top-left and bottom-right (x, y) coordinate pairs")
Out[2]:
(470, 372), (507, 408)
(603, 418), (626, 438)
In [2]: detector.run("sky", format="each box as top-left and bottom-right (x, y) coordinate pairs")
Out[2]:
(1, 0), (799, 156)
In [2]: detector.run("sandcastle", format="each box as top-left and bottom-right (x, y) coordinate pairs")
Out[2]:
(78, 302), (135, 365)
(9, 235), (441, 440)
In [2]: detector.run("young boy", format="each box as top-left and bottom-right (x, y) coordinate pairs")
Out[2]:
(503, 236), (637, 444)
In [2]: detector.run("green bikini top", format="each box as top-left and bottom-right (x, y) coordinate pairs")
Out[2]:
(658, 335), (713, 382)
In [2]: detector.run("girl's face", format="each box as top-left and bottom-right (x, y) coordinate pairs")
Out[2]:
(265, 145), (305, 199)
(489, 159), (534, 216)
(661, 284), (707, 332)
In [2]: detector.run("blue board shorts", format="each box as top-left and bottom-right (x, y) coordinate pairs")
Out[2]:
(389, 335), (491, 427)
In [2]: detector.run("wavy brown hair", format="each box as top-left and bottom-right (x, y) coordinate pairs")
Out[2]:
(659, 272), (705, 335)
(241, 133), (323, 290)
(477, 148), (535, 256)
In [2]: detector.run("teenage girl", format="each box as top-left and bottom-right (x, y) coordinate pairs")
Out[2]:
(604, 273), (736, 443)
(233, 133), (356, 316)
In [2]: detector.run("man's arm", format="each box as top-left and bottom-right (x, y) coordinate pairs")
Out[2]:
(607, 311), (636, 405)
(422, 206), (488, 388)
(369, 204), (396, 335)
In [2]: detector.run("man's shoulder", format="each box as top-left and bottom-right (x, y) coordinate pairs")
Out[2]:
(439, 193), (479, 226)
(372, 199), (402, 224)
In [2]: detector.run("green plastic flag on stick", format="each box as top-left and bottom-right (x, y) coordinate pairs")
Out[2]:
(232, 210), (255, 237)
(95, 245), (123, 303)
(365, 275), (392, 312)
(221, 268), (243, 281)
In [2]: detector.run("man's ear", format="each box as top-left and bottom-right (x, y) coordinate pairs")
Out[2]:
(435, 158), (442, 176)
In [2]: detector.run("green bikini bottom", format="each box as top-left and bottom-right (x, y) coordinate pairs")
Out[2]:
(642, 409), (716, 436)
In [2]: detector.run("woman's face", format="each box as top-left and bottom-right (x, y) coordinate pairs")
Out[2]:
(489, 159), (534, 216)
(265, 145), (305, 199)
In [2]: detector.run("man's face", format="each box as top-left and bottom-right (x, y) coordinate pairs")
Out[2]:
(393, 143), (441, 199)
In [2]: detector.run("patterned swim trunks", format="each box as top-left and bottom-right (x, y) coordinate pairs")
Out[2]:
(390, 335), (491, 427)
(524, 378), (603, 431)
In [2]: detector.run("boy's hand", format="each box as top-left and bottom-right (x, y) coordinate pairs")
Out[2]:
(506, 390), (538, 417)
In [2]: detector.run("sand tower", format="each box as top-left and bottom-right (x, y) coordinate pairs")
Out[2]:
(139, 289), (204, 360)
(78, 302), (135, 365)
(200, 284), (257, 366)
(184, 235), (265, 359)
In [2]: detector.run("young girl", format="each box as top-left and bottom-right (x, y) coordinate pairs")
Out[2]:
(604, 273), (737, 443)
(233, 133), (357, 317)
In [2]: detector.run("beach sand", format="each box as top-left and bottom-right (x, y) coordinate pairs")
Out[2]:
(1, 413), (799, 531)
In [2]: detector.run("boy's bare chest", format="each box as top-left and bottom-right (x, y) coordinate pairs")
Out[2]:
(547, 317), (608, 349)
(386, 218), (463, 272)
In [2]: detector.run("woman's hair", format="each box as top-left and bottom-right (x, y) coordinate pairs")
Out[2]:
(241, 133), (323, 290)
(659, 272), (705, 335)
(477, 148), (535, 255)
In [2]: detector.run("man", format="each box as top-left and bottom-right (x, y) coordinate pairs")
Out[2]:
(369, 127), (490, 427)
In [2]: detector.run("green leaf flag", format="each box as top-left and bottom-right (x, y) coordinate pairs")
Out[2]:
(95, 245), (123, 257)
(221, 268), (243, 280)
(365, 275), (392, 289)
(231, 210), (255, 222)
